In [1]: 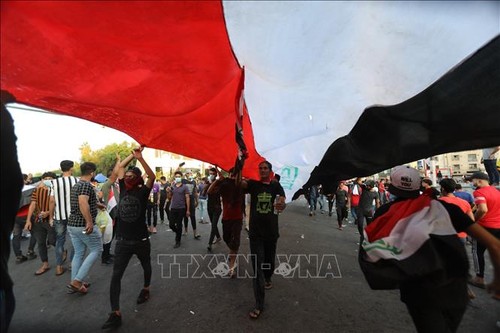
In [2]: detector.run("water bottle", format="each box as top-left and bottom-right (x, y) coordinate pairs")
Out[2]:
(274, 195), (280, 215)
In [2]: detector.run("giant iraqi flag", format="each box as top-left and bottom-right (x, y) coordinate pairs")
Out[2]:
(2, 1), (500, 198)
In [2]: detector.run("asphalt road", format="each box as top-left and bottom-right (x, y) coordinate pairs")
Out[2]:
(7, 199), (499, 332)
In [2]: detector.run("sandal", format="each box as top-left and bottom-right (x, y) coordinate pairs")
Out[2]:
(468, 278), (486, 289)
(66, 283), (88, 295)
(249, 309), (261, 319)
(35, 266), (50, 276)
(66, 282), (91, 294)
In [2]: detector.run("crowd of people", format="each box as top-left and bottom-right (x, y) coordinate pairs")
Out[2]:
(10, 147), (286, 329)
(3, 88), (499, 332)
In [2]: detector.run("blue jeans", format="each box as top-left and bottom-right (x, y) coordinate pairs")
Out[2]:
(54, 219), (73, 265)
(68, 225), (102, 282)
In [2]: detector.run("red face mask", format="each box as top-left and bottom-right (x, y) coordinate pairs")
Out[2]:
(124, 176), (143, 191)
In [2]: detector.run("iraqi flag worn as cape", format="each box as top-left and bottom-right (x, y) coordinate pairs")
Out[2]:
(359, 195), (468, 290)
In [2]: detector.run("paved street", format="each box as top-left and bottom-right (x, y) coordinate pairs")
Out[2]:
(8, 199), (498, 332)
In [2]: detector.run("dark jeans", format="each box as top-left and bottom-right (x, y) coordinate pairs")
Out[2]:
(484, 159), (499, 184)
(208, 206), (221, 245)
(110, 239), (152, 311)
(249, 237), (277, 311)
(336, 205), (348, 228)
(355, 207), (373, 242)
(472, 227), (500, 277)
(146, 203), (158, 227)
(183, 205), (196, 231)
(12, 217), (36, 256)
(159, 197), (167, 221)
(32, 219), (55, 262)
(165, 200), (171, 222)
(406, 303), (466, 333)
(170, 208), (186, 243)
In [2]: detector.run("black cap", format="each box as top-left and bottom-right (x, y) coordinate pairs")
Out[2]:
(471, 172), (489, 181)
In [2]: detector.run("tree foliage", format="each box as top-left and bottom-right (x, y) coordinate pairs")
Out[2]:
(78, 141), (138, 175)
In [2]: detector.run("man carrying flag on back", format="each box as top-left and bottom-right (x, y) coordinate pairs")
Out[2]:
(359, 165), (500, 333)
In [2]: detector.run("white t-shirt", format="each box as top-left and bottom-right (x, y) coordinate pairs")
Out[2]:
(482, 147), (499, 160)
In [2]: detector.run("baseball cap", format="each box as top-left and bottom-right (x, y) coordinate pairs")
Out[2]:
(471, 172), (489, 181)
(94, 173), (107, 183)
(388, 165), (421, 198)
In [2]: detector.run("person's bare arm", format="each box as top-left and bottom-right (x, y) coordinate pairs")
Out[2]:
(118, 151), (135, 180)
(79, 194), (94, 234)
(49, 195), (55, 226)
(133, 147), (155, 188)
(109, 153), (121, 183)
(474, 203), (488, 221)
(185, 193), (191, 216)
(24, 201), (36, 230)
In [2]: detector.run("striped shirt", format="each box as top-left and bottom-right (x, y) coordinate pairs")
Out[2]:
(68, 180), (98, 227)
(50, 176), (78, 220)
(31, 186), (51, 216)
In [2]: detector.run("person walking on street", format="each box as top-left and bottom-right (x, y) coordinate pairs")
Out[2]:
(24, 172), (57, 276)
(469, 171), (500, 297)
(102, 147), (155, 329)
(66, 162), (103, 294)
(169, 171), (191, 249)
(206, 167), (223, 248)
(49, 160), (78, 276)
(240, 161), (286, 319)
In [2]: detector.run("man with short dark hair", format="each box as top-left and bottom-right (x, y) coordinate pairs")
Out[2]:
(240, 161), (286, 319)
(355, 180), (380, 241)
(206, 167), (222, 247)
(67, 162), (103, 293)
(422, 178), (440, 199)
(25, 172), (57, 276)
(49, 160), (78, 276)
(469, 171), (500, 293)
(182, 170), (200, 239)
(169, 171), (190, 248)
(453, 183), (474, 208)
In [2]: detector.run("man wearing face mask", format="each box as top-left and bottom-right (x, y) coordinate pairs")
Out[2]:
(182, 170), (200, 239)
(103, 147), (155, 329)
(205, 167), (222, 248)
(169, 171), (190, 248)
(24, 172), (57, 276)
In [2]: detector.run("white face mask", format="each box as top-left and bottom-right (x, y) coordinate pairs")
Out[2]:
(43, 180), (52, 187)
(175, 177), (182, 183)
(209, 175), (215, 182)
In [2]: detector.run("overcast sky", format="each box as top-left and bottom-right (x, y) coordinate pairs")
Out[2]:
(7, 104), (135, 174)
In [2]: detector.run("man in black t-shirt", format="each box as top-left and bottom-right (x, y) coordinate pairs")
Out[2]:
(359, 166), (500, 333)
(240, 161), (286, 319)
(333, 183), (348, 230)
(355, 180), (380, 241)
(103, 147), (156, 330)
